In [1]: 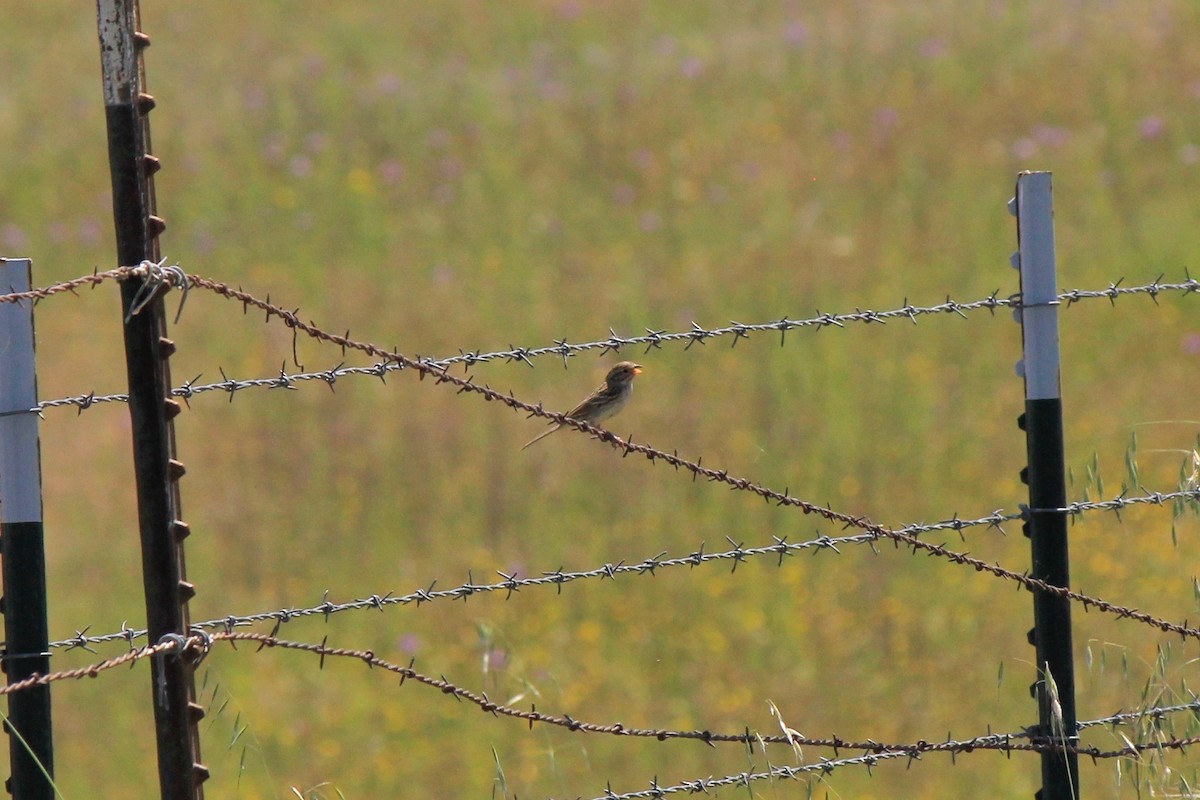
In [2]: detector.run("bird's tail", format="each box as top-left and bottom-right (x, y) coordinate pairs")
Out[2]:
(521, 424), (561, 451)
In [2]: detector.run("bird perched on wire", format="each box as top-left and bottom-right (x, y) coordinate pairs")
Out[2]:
(521, 361), (644, 450)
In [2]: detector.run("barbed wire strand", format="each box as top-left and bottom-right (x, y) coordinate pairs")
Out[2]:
(46, 485), (1200, 653)
(7, 268), (1199, 417)
(211, 632), (1200, 764)
(581, 728), (1200, 800)
(1079, 697), (1200, 732)
(47, 523), (993, 651)
(14, 630), (1200, 777)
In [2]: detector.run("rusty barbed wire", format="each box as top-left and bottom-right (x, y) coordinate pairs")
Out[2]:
(203, 633), (1098, 765)
(24, 629), (1200, 765)
(44, 486), (1200, 652)
(0, 265), (137, 306)
(5, 266), (1198, 415)
(0, 635), (186, 696)
(215, 630), (1200, 764)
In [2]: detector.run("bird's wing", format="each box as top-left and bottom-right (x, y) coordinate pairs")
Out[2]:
(563, 381), (608, 419)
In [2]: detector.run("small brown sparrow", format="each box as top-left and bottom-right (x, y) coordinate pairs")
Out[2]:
(521, 361), (643, 450)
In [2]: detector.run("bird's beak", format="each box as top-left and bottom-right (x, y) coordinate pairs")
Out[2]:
(633, 366), (643, 375)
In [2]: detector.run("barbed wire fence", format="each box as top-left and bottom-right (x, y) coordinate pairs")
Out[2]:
(1, 251), (1199, 798)
(7, 268), (1197, 417)
(1, 5), (1195, 799)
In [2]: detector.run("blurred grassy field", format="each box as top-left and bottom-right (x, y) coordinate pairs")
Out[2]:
(4, 1), (1200, 797)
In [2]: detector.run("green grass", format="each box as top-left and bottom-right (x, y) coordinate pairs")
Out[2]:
(4, 1), (1200, 796)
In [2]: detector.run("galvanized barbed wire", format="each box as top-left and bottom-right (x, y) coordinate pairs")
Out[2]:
(44, 525), (965, 650)
(7, 268), (1199, 415)
(21, 363), (382, 416)
(580, 752), (922, 800)
(44, 486), (1200, 653)
(5, 267), (1196, 360)
(1049, 488), (1200, 519)
(1079, 697), (1200, 732)
(584, 730), (1200, 800)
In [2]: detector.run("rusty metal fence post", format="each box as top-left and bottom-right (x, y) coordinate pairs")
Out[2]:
(96, 2), (207, 797)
